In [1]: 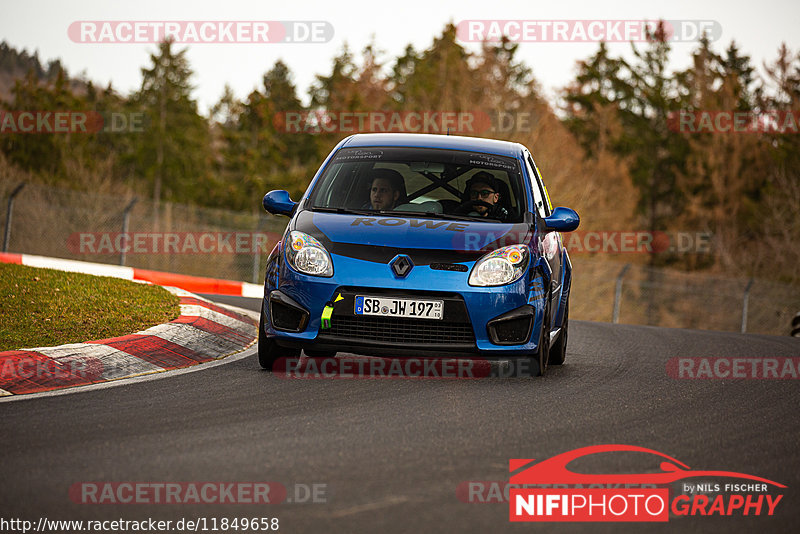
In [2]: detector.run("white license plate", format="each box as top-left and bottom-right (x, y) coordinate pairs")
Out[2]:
(355, 296), (443, 320)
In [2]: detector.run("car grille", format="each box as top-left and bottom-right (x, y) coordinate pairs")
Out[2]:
(327, 315), (475, 345)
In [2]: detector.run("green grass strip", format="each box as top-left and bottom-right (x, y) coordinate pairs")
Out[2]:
(0, 263), (180, 351)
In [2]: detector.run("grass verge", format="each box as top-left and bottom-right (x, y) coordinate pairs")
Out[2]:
(0, 263), (180, 351)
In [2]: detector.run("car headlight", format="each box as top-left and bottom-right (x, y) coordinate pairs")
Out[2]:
(285, 231), (333, 277)
(468, 244), (530, 286)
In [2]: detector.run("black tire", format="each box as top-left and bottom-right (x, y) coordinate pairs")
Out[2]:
(304, 349), (337, 358)
(521, 302), (550, 377)
(548, 302), (569, 366)
(258, 303), (299, 370)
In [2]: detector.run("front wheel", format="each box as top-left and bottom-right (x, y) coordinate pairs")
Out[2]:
(258, 304), (299, 370)
(257, 329), (278, 370)
(521, 303), (550, 377)
(548, 302), (569, 366)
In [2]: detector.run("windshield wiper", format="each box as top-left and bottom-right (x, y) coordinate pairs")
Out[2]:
(389, 211), (491, 222)
(311, 206), (376, 216)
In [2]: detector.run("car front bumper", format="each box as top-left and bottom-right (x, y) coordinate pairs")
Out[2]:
(263, 250), (549, 357)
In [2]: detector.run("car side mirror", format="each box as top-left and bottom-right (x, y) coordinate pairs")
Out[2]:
(263, 190), (298, 217)
(543, 207), (580, 232)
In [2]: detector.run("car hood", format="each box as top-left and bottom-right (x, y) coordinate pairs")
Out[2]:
(293, 210), (533, 265)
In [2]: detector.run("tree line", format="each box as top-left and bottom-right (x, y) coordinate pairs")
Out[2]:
(0, 23), (798, 282)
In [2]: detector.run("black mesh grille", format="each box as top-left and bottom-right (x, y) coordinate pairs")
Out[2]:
(490, 316), (532, 344)
(327, 315), (475, 344)
(270, 300), (306, 331)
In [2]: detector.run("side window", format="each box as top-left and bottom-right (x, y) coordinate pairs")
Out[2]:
(525, 154), (550, 218)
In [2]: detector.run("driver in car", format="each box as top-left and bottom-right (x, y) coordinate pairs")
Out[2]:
(368, 169), (404, 211)
(465, 172), (509, 221)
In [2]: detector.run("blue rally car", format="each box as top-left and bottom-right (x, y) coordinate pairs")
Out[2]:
(259, 133), (579, 376)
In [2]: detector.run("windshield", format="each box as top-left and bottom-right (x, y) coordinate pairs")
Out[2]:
(308, 147), (526, 223)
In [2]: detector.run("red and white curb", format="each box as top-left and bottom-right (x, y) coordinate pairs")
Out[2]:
(0, 287), (259, 397)
(0, 252), (262, 297)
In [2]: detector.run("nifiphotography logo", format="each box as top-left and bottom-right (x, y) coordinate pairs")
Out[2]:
(509, 445), (785, 522)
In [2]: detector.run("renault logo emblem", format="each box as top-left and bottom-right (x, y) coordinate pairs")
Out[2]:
(390, 254), (414, 277)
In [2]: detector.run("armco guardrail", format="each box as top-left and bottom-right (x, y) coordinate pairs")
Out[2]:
(0, 180), (286, 284)
(569, 260), (800, 336)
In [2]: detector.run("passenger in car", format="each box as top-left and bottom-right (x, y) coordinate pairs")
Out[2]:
(465, 172), (509, 221)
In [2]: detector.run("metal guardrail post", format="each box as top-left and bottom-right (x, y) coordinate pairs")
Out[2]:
(252, 246), (260, 284)
(612, 263), (631, 324)
(740, 278), (754, 333)
(3, 183), (26, 253)
(119, 198), (138, 266)
(252, 217), (268, 284)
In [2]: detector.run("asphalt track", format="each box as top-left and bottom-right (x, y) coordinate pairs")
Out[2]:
(2, 295), (800, 533)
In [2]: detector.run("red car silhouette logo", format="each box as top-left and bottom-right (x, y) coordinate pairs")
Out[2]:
(510, 444), (785, 487)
